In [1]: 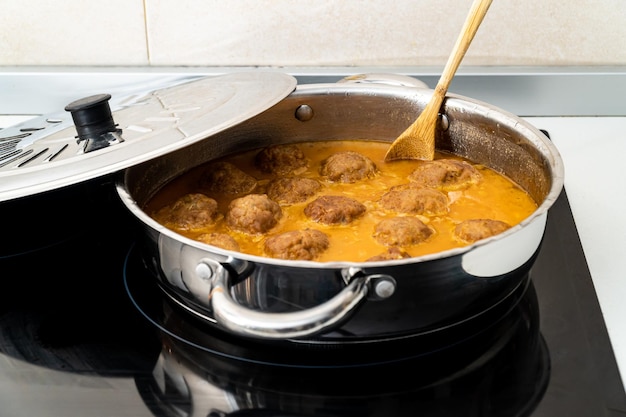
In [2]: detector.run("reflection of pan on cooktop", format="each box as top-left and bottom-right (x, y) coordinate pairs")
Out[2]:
(0, 308), (159, 374)
(137, 343), (549, 417)
(0, 224), (160, 375)
(132, 275), (550, 416)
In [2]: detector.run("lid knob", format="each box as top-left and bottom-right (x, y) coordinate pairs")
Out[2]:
(65, 94), (117, 141)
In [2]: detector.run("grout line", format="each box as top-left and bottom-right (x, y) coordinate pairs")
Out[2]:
(143, 0), (151, 64)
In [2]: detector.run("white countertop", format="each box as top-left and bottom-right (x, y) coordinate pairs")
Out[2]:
(525, 116), (626, 392)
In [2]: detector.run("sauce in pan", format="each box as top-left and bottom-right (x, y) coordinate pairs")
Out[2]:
(146, 140), (537, 262)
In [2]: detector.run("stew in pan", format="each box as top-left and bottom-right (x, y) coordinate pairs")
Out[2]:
(147, 140), (537, 263)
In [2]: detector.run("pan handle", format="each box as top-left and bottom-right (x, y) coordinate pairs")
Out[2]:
(202, 260), (395, 340)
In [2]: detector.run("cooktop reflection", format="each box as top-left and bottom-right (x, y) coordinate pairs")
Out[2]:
(0, 189), (624, 416)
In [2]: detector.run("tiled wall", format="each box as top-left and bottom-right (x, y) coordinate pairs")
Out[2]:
(1, 0), (625, 67)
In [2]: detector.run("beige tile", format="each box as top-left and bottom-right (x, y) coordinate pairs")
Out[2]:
(0, 0), (148, 65)
(1, 0), (624, 67)
(145, 0), (461, 66)
(470, 0), (626, 65)
(145, 0), (626, 67)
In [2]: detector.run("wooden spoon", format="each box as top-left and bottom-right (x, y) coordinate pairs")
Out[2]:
(385, 0), (493, 162)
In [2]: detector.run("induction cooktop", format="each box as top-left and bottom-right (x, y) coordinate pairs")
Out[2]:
(0, 181), (624, 416)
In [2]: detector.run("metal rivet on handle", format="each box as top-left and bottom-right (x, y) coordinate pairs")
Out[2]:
(295, 104), (314, 122)
(373, 277), (396, 299)
(195, 262), (214, 281)
(439, 114), (450, 131)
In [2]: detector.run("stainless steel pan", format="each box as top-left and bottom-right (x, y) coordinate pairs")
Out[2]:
(116, 75), (564, 342)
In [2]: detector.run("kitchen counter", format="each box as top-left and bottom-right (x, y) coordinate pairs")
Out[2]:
(1, 67), (625, 395)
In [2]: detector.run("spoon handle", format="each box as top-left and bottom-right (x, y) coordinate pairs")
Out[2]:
(384, 0), (493, 162)
(435, 0), (493, 97)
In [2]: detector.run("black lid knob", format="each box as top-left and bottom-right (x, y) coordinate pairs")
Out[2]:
(65, 94), (117, 141)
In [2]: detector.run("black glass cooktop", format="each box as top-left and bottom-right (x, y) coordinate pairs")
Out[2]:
(0, 186), (625, 416)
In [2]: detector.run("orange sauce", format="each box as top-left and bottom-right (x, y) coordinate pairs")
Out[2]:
(146, 140), (538, 262)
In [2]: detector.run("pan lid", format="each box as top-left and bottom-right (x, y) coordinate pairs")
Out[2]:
(0, 71), (297, 202)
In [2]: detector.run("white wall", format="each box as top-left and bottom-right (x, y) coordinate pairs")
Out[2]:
(1, 0), (624, 67)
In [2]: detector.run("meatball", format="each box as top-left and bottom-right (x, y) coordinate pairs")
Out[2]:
(373, 216), (433, 247)
(366, 247), (412, 262)
(255, 144), (309, 175)
(379, 183), (448, 216)
(320, 151), (377, 183)
(196, 232), (240, 251)
(454, 219), (511, 243)
(304, 195), (366, 225)
(198, 161), (257, 195)
(226, 194), (282, 234)
(408, 159), (481, 190)
(266, 177), (321, 205)
(153, 193), (221, 230)
(264, 229), (330, 261)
